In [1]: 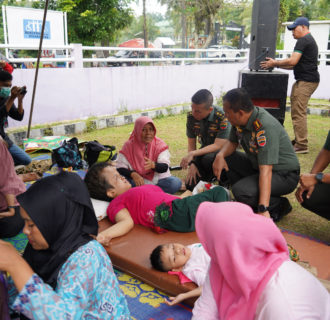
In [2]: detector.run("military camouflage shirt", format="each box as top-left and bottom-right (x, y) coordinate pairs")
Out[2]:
(186, 106), (231, 148)
(229, 107), (300, 171)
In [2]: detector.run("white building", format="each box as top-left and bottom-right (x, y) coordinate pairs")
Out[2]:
(153, 37), (176, 48)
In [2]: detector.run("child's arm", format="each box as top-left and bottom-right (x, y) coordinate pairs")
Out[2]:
(97, 208), (134, 246)
(164, 286), (202, 306)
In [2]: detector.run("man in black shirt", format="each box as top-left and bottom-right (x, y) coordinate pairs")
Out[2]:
(261, 17), (319, 154)
(295, 130), (330, 220)
(0, 70), (31, 165)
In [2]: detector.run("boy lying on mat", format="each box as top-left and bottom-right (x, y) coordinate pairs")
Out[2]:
(150, 242), (210, 305)
(84, 162), (229, 245)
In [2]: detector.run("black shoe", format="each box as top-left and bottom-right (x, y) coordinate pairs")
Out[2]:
(291, 139), (296, 146)
(270, 197), (292, 222)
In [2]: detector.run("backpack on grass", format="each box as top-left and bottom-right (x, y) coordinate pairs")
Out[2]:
(51, 137), (83, 170)
(84, 140), (117, 168)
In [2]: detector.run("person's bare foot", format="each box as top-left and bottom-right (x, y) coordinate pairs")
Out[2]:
(19, 172), (42, 182)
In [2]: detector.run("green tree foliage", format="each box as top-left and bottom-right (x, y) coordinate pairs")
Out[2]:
(302, 0), (330, 20)
(160, 0), (329, 49)
(162, 0), (254, 48)
(279, 0), (330, 23)
(32, 0), (133, 45)
(216, 0), (251, 44)
(277, 0), (329, 48)
(117, 13), (161, 42)
(162, 0), (224, 49)
(218, 0), (249, 26)
(161, 0), (191, 47)
(149, 12), (165, 23)
(279, 0), (302, 24)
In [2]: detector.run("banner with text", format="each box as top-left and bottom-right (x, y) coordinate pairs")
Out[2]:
(4, 6), (66, 46)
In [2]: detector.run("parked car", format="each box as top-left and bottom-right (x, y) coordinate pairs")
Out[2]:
(207, 45), (241, 62)
(107, 50), (141, 67)
(107, 50), (161, 67)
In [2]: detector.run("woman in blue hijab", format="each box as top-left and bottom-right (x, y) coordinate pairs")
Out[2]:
(0, 171), (130, 320)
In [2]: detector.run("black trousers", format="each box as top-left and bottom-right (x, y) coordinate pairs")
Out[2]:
(225, 151), (299, 214)
(301, 183), (330, 220)
(186, 152), (219, 191)
(0, 206), (24, 238)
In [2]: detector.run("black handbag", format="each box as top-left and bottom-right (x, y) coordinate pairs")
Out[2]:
(84, 140), (117, 168)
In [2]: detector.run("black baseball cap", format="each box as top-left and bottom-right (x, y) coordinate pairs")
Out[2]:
(287, 17), (309, 30)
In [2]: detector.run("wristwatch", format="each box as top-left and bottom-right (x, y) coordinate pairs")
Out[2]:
(315, 172), (324, 184)
(257, 204), (269, 213)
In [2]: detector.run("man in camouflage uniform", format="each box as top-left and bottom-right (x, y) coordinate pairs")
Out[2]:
(213, 88), (300, 221)
(180, 89), (231, 191)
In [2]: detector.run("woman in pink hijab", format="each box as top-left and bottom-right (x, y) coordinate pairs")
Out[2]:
(116, 116), (182, 194)
(193, 202), (330, 320)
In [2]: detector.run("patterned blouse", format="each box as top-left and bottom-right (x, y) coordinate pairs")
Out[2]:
(8, 240), (130, 319)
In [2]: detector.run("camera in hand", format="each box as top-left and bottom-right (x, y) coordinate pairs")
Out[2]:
(20, 87), (27, 95)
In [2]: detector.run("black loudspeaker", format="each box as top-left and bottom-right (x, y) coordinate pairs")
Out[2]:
(249, 0), (280, 71)
(239, 70), (288, 124)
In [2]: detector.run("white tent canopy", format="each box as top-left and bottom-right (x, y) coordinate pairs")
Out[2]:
(154, 37), (175, 48)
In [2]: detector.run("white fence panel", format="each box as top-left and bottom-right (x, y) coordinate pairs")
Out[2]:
(8, 62), (330, 128)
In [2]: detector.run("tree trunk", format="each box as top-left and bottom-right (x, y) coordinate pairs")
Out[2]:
(194, 32), (200, 58)
(143, 0), (148, 53)
(203, 15), (215, 49)
(194, 15), (215, 58)
(101, 40), (110, 58)
(181, 0), (186, 49)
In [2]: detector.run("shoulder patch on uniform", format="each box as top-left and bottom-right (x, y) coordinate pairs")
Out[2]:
(253, 119), (262, 131)
(256, 130), (265, 138)
(220, 120), (228, 130)
(257, 135), (266, 147)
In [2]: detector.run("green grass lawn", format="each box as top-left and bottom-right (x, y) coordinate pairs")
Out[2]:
(74, 112), (330, 243)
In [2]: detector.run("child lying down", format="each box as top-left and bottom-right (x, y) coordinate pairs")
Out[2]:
(150, 242), (210, 305)
(84, 162), (229, 245)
